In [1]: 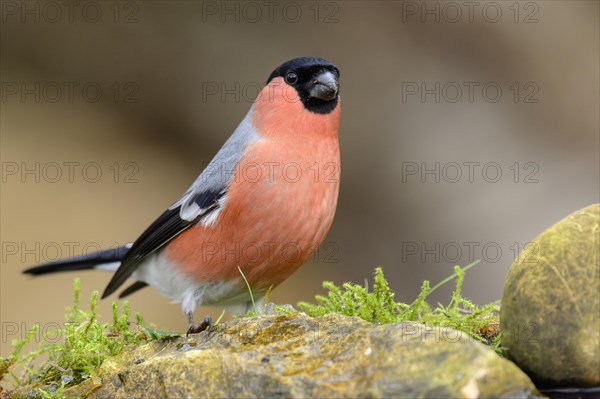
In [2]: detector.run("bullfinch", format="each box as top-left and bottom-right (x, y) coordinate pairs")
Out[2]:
(24, 57), (341, 334)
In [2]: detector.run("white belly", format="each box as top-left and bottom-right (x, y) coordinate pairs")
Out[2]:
(131, 252), (250, 315)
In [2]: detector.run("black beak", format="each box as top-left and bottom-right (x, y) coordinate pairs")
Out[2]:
(308, 70), (339, 101)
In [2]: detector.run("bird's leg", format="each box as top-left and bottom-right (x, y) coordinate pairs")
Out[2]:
(186, 314), (213, 337)
(186, 312), (195, 336)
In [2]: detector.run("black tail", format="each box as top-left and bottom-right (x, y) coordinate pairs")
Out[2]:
(24, 244), (148, 298)
(23, 246), (130, 275)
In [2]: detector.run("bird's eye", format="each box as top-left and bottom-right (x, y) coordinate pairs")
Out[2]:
(285, 71), (298, 85)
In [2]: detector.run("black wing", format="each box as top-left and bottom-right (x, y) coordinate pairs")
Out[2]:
(101, 189), (225, 298)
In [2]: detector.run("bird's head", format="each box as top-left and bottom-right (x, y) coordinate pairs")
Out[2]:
(266, 57), (340, 115)
(253, 57), (341, 137)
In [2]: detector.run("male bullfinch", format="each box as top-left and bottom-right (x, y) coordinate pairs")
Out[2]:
(24, 57), (341, 334)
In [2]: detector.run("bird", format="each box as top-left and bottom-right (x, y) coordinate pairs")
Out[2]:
(24, 56), (341, 335)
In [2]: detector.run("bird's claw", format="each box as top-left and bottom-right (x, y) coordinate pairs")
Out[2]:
(186, 316), (213, 337)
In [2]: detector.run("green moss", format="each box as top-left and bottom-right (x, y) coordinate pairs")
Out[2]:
(298, 261), (502, 351)
(0, 279), (179, 398)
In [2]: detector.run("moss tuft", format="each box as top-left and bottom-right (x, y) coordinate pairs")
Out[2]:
(298, 261), (502, 351)
(0, 279), (179, 397)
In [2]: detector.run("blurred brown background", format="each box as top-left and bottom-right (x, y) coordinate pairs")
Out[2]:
(1, 1), (598, 356)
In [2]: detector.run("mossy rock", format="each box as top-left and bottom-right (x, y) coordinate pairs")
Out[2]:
(501, 204), (600, 387)
(9, 314), (538, 398)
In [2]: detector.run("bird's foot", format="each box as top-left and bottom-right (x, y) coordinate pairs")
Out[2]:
(186, 315), (213, 337)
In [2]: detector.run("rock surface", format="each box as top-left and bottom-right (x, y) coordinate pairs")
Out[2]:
(58, 313), (537, 398)
(501, 204), (600, 387)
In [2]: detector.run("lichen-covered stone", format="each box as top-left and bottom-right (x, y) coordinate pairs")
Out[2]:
(501, 204), (600, 387)
(57, 313), (537, 398)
